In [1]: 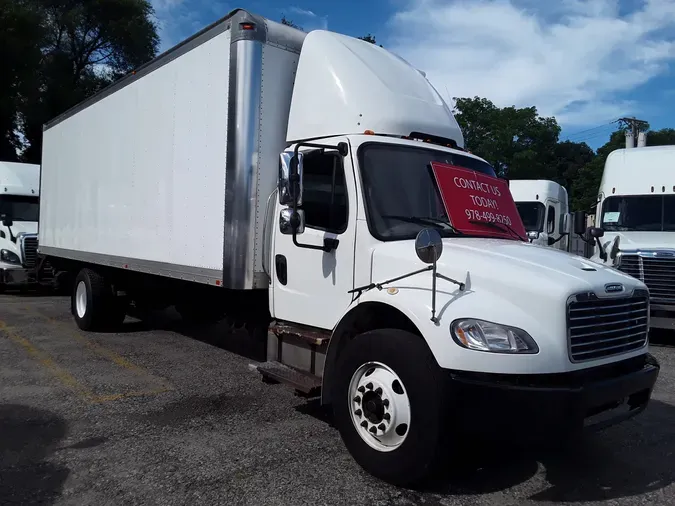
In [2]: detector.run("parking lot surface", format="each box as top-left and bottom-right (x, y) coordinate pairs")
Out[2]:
(1, 293), (675, 506)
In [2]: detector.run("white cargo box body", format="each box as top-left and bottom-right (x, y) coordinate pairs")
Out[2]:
(38, 10), (305, 289)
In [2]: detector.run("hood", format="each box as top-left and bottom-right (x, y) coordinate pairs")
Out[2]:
(371, 237), (643, 302)
(599, 230), (675, 252)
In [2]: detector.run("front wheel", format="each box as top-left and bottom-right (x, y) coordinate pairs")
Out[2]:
(331, 329), (448, 487)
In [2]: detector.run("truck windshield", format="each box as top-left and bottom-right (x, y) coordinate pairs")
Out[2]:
(358, 143), (498, 240)
(0, 195), (39, 222)
(515, 202), (545, 232)
(601, 195), (675, 231)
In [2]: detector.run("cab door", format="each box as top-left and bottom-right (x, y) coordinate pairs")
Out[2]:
(270, 138), (357, 330)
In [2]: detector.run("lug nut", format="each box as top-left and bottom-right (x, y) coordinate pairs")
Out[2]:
(378, 423), (385, 431)
(366, 382), (373, 390)
(375, 387), (382, 395)
(383, 399), (389, 407)
(369, 426), (378, 434)
(354, 396), (361, 404)
(360, 421), (368, 428)
(358, 386), (365, 393)
(383, 413), (390, 421)
(355, 409), (362, 417)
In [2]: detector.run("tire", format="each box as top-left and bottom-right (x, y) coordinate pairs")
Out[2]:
(71, 268), (125, 331)
(331, 329), (448, 487)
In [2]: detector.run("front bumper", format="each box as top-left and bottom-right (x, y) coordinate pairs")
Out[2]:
(449, 353), (659, 438)
(0, 266), (33, 286)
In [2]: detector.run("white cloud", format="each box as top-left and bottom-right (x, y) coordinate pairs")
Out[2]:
(386, 0), (675, 126)
(151, 0), (231, 51)
(285, 6), (328, 31)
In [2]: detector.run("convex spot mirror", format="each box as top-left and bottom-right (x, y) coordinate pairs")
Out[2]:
(415, 228), (443, 264)
(527, 231), (540, 241)
(278, 151), (304, 206)
(279, 208), (305, 236)
(0, 214), (12, 227)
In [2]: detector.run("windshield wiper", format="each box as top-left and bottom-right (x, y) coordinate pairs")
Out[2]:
(382, 215), (465, 236)
(468, 220), (525, 241)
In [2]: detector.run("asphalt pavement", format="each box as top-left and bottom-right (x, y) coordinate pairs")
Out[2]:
(1, 292), (675, 506)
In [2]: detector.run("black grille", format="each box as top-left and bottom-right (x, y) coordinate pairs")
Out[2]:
(567, 291), (649, 362)
(21, 235), (38, 268)
(617, 253), (675, 305)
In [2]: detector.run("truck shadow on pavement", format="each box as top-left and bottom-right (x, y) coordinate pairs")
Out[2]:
(118, 309), (268, 363)
(417, 399), (675, 502)
(0, 404), (69, 505)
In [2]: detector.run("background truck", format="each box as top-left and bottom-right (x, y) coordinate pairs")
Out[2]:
(0, 161), (49, 291)
(575, 145), (675, 331)
(509, 179), (570, 250)
(38, 9), (660, 486)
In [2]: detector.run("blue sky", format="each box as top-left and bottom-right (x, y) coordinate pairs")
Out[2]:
(150, 0), (675, 150)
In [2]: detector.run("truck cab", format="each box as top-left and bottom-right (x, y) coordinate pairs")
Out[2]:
(0, 161), (41, 290)
(580, 146), (675, 330)
(509, 179), (570, 250)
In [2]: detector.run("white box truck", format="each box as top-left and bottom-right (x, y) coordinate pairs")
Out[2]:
(509, 179), (570, 250)
(0, 161), (51, 290)
(574, 145), (675, 330)
(38, 9), (660, 486)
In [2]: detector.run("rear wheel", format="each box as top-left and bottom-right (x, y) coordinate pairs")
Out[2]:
(332, 329), (448, 486)
(71, 268), (126, 331)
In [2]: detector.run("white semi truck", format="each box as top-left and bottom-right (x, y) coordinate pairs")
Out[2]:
(509, 179), (570, 250)
(38, 9), (660, 486)
(574, 145), (675, 330)
(0, 161), (43, 291)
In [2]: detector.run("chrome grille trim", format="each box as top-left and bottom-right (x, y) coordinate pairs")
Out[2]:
(19, 234), (39, 268)
(567, 289), (649, 363)
(617, 251), (675, 305)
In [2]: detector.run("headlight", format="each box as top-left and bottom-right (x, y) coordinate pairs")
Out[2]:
(451, 319), (538, 354)
(1, 249), (21, 265)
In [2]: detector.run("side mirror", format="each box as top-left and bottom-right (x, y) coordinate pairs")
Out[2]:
(562, 213), (571, 235)
(0, 214), (12, 227)
(278, 151), (304, 206)
(527, 231), (539, 242)
(279, 208), (305, 235)
(588, 227), (604, 239)
(573, 211), (587, 236)
(415, 228), (443, 264)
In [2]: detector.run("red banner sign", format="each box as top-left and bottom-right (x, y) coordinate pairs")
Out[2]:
(430, 162), (526, 240)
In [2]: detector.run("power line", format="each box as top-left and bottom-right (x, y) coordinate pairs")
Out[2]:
(563, 119), (620, 141)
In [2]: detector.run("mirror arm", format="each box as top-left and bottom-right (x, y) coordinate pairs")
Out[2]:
(349, 266), (433, 299)
(596, 236), (608, 261)
(292, 232), (339, 253)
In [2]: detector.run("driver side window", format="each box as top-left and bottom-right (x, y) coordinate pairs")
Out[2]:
(547, 205), (556, 234)
(301, 152), (348, 234)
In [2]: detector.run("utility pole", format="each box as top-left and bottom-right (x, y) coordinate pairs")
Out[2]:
(618, 116), (648, 148)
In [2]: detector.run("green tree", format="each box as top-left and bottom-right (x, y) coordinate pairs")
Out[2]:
(646, 127), (675, 146)
(1, 0), (159, 163)
(0, 0), (45, 160)
(553, 140), (595, 208)
(358, 34), (383, 47)
(280, 15), (302, 30)
(452, 96), (561, 179)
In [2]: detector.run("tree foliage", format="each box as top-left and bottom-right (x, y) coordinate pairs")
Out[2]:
(452, 97), (561, 179)
(0, 0), (159, 162)
(280, 15), (302, 30)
